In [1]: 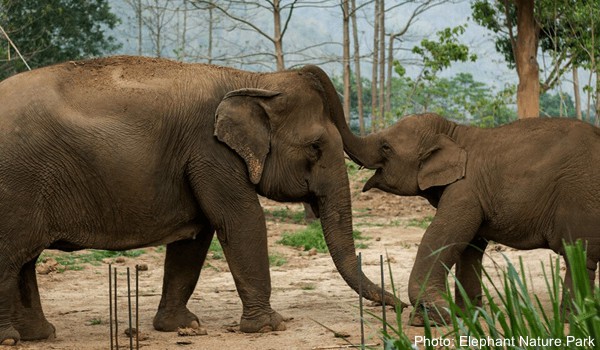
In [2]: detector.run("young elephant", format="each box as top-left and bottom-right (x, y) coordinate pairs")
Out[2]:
(331, 112), (600, 324)
(0, 57), (397, 345)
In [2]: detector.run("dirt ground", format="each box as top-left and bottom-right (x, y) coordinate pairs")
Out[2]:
(16, 168), (562, 350)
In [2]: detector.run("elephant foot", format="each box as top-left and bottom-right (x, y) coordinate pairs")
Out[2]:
(409, 303), (451, 327)
(0, 326), (20, 346)
(14, 319), (55, 341)
(153, 307), (201, 332)
(12, 309), (56, 341)
(240, 311), (285, 333)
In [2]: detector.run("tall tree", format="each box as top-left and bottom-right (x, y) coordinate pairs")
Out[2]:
(514, 0), (540, 118)
(350, 0), (365, 135)
(0, 0), (120, 79)
(341, 0), (351, 121)
(193, 0), (298, 71)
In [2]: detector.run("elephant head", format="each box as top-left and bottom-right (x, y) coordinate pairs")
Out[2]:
(213, 66), (399, 306)
(329, 112), (467, 197)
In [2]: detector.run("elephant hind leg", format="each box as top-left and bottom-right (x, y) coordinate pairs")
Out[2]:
(0, 266), (20, 345)
(153, 226), (214, 333)
(11, 255), (56, 341)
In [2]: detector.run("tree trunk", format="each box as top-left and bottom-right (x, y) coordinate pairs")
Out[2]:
(342, 0), (351, 122)
(351, 0), (365, 135)
(573, 66), (582, 120)
(514, 0), (540, 118)
(596, 70), (600, 126)
(371, 0), (379, 133)
(137, 0), (143, 56)
(273, 0), (285, 71)
(378, 0), (385, 126)
(386, 33), (398, 116)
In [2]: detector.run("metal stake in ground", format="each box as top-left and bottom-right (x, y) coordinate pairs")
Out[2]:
(136, 265), (140, 350)
(127, 267), (133, 350)
(358, 253), (364, 350)
(114, 267), (119, 350)
(380, 255), (386, 335)
(109, 264), (113, 350)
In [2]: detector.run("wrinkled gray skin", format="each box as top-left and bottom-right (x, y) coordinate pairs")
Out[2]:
(0, 57), (397, 345)
(332, 112), (600, 325)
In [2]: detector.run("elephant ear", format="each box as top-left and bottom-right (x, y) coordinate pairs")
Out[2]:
(417, 134), (467, 191)
(214, 89), (281, 185)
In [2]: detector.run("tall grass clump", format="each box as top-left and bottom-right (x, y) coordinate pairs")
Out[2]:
(378, 241), (599, 349)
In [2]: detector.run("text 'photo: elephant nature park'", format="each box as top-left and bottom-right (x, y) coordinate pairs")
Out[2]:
(0, 1), (599, 349)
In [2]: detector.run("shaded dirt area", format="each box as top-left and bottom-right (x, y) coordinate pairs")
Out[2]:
(17, 168), (561, 350)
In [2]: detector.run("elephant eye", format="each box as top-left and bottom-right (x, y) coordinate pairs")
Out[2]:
(381, 143), (392, 154)
(307, 141), (322, 160)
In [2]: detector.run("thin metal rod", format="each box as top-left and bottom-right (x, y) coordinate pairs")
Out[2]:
(109, 264), (114, 350)
(127, 267), (133, 350)
(114, 267), (119, 350)
(136, 266), (139, 350)
(380, 255), (387, 335)
(358, 253), (364, 350)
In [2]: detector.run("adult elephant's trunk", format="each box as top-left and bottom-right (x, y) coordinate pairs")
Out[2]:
(319, 183), (400, 307)
(302, 64), (403, 308)
(301, 65), (382, 169)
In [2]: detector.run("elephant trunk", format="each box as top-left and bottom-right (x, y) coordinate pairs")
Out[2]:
(319, 185), (401, 308)
(300, 65), (382, 169)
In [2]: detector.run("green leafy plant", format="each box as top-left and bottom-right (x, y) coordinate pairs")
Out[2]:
(377, 241), (599, 350)
(269, 253), (287, 267)
(264, 207), (305, 224)
(38, 249), (146, 272)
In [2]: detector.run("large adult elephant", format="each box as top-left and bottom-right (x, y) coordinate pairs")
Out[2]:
(330, 112), (600, 324)
(0, 57), (397, 345)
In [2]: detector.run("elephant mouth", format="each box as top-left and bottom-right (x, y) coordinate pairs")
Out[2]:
(362, 169), (383, 192)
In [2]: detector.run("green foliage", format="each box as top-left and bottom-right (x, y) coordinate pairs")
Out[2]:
(277, 221), (368, 253)
(411, 25), (477, 80)
(269, 253), (287, 267)
(379, 241), (599, 349)
(540, 91), (576, 118)
(209, 238), (223, 260)
(38, 249), (145, 272)
(264, 207), (305, 224)
(0, 0), (120, 79)
(407, 216), (434, 229)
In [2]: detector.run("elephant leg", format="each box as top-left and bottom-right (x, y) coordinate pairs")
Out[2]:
(11, 255), (56, 341)
(454, 237), (488, 310)
(153, 227), (214, 332)
(0, 269), (20, 346)
(408, 188), (482, 326)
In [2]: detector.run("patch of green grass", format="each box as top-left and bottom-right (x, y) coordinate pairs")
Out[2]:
(407, 216), (433, 229)
(277, 221), (368, 253)
(38, 249), (146, 272)
(155, 245), (166, 253)
(88, 318), (103, 325)
(301, 283), (316, 290)
(209, 238), (223, 260)
(269, 253), (287, 267)
(264, 207), (305, 224)
(346, 161), (361, 177)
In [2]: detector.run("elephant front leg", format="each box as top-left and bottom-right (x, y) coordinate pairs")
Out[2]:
(408, 189), (483, 326)
(153, 228), (214, 332)
(454, 237), (488, 310)
(11, 255), (56, 341)
(216, 210), (285, 333)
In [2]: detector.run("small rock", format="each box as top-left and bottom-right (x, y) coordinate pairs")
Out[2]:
(124, 327), (149, 341)
(115, 257), (126, 263)
(307, 248), (317, 256)
(176, 340), (193, 345)
(375, 237), (381, 241)
(177, 327), (207, 336)
(136, 263), (148, 271)
(36, 258), (61, 275)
